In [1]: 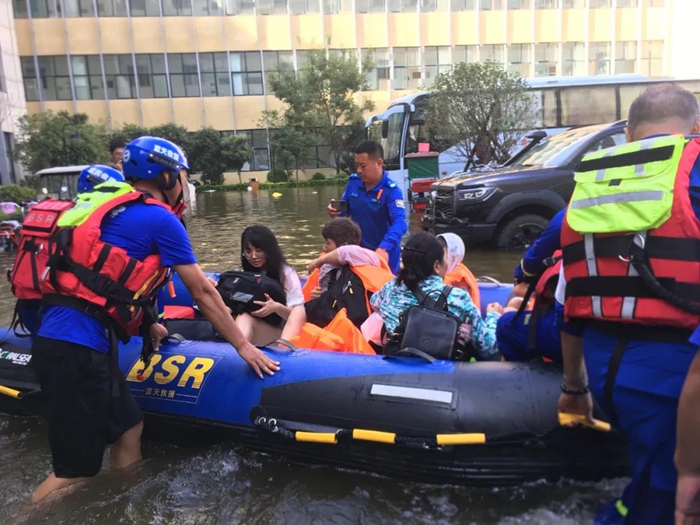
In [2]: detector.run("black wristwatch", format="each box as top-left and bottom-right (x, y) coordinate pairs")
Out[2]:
(560, 383), (590, 395)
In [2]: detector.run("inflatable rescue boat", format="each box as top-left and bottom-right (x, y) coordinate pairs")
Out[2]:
(0, 278), (628, 486)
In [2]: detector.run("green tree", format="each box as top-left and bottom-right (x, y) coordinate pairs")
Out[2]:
(426, 61), (537, 168)
(188, 127), (226, 185)
(14, 111), (110, 173)
(267, 49), (375, 174)
(221, 134), (252, 184)
(264, 112), (315, 180)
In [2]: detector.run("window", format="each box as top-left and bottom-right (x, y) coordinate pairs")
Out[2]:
(560, 86), (616, 126)
(28, 0), (58, 17)
(162, 0), (191, 14)
(59, 0), (95, 17)
(136, 54), (169, 98)
(583, 131), (626, 155)
(643, 0), (663, 5)
(562, 0), (582, 6)
(257, 0), (286, 13)
(615, 41), (636, 74)
(453, 45), (477, 64)
(198, 53), (230, 96)
(290, 0), (320, 13)
(450, 0), (473, 9)
(616, 0), (636, 6)
(71, 56), (104, 99)
(0, 47), (6, 93)
(479, 0), (503, 9)
(534, 43), (557, 77)
(641, 40), (663, 76)
(507, 0), (529, 8)
(230, 52), (262, 95)
(562, 42), (585, 76)
(535, 0), (557, 7)
(507, 44), (531, 76)
(129, 0), (160, 15)
(362, 48), (390, 91)
(420, 0), (447, 11)
(297, 131), (332, 169)
(355, 0), (384, 11)
(388, 0), (417, 11)
(263, 50), (293, 90)
(21, 57), (39, 101)
(98, 0), (128, 15)
(589, 0), (610, 6)
(481, 44), (504, 65)
(193, 0), (222, 14)
(392, 47), (420, 90)
(589, 42), (611, 75)
(323, 0), (352, 12)
(233, 130), (270, 171)
(168, 53), (199, 97)
(3, 133), (17, 184)
(423, 47), (450, 83)
(104, 54), (136, 99)
(36, 56), (72, 101)
(13, 0), (29, 18)
(222, 0), (254, 13)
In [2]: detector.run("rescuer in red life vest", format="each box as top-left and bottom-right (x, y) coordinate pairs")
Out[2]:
(28, 137), (279, 503)
(556, 85), (700, 524)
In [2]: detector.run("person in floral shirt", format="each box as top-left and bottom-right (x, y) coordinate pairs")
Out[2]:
(369, 232), (503, 361)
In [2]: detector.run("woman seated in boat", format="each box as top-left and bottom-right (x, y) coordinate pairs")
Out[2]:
(281, 217), (394, 340)
(436, 233), (480, 311)
(366, 232), (503, 361)
(212, 225), (304, 346)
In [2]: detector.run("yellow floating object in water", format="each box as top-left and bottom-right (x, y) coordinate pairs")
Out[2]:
(272, 192), (283, 198)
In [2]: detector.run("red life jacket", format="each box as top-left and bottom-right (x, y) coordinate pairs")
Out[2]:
(534, 250), (562, 307)
(9, 199), (75, 300)
(10, 191), (172, 341)
(561, 139), (700, 331)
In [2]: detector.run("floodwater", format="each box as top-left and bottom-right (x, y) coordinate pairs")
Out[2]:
(0, 187), (625, 524)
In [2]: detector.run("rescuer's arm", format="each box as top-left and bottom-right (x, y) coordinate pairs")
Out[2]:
(377, 186), (408, 254)
(173, 263), (280, 378)
(514, 208), (565, 283)
(675, 348), (700, 525)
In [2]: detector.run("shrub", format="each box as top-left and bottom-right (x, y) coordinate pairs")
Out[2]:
(311, 172), (326, 180)
(0, 184), (37, 204)
(267, 169), (288, 183)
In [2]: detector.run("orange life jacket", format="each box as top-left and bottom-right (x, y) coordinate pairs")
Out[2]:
(444, 263), (480, 311)
(290, 308), (376, 354)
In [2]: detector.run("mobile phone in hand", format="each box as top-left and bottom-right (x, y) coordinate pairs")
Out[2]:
(330, 200), (348, 212)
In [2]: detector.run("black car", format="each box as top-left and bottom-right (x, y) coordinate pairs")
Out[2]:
(422, 120), (628, 249)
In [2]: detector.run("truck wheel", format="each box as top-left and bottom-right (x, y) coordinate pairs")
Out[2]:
(496, 214), (549, 251)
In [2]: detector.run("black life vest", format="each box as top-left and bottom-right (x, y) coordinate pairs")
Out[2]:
(216, 270), (287, 327)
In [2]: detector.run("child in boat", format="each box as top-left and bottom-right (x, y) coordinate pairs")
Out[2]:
(436, 233), (481, 311)
(281, 218), (393, 340)
(367, 232), (503, 360)
(225, 225), (304, 345)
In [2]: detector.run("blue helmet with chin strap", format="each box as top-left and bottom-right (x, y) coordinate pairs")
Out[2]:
(121, 136), (189, 183)
(77, 164), (125, 193)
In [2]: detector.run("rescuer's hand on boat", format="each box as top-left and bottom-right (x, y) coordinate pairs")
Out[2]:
(557, 391), (594, 426)
(237, 341), (280, 378)
(150, 323), (168, 352)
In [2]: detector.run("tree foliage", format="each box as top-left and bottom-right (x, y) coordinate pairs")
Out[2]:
(14, 111), (110, 173)
(267, 50), (375, 174)
(188, 127), (251, 185)
(264, 111), (315, 180)
(426, 61), (537, 168)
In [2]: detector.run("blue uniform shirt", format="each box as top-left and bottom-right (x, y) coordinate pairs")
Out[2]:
(341, 172), (408, 274)
(37, 201), (197, 353)
(514, 208), (565, 283)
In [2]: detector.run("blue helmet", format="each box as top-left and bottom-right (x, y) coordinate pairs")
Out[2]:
(77, 164), (125, 193)
(122, 136), (190, 182)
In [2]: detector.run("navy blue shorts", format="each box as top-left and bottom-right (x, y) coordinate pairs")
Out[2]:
(496, 308), (562, 362)
(31, 336), (143, 478)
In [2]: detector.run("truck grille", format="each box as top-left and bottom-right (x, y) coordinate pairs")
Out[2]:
(434, 191), (454, 220)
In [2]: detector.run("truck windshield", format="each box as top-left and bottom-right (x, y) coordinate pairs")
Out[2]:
(509, 128), (600, 168)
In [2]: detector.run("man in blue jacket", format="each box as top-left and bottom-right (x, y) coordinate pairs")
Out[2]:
(328, 140), (407, 274)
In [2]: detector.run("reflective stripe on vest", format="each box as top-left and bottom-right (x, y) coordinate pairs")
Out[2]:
(567, 135), (684, 234)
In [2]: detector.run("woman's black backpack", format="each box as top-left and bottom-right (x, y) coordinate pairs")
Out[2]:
(216, 270), (287, 327)
(305, 266), (372, 329)
(383, 286), (462, 360)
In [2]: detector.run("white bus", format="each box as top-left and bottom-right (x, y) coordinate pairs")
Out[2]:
(365, 75), (700, 200)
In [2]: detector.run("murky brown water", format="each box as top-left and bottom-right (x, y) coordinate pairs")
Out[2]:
(0, 187), (624, 524)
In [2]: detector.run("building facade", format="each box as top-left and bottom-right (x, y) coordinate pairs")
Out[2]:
(9, 0), (693, 179)
(1, 0), (27, 184)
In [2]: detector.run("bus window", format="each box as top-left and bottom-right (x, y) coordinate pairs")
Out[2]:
(382, 111), (406, 170)
(542, 89), (558, 127)
(619, 85), (648, 119)
(560, 86), (616, 126)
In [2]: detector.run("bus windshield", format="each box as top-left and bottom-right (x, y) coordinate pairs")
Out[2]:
(509, 127), (601, 168)
(382, 111), (406, 169)
(38, 173), (80, 201)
